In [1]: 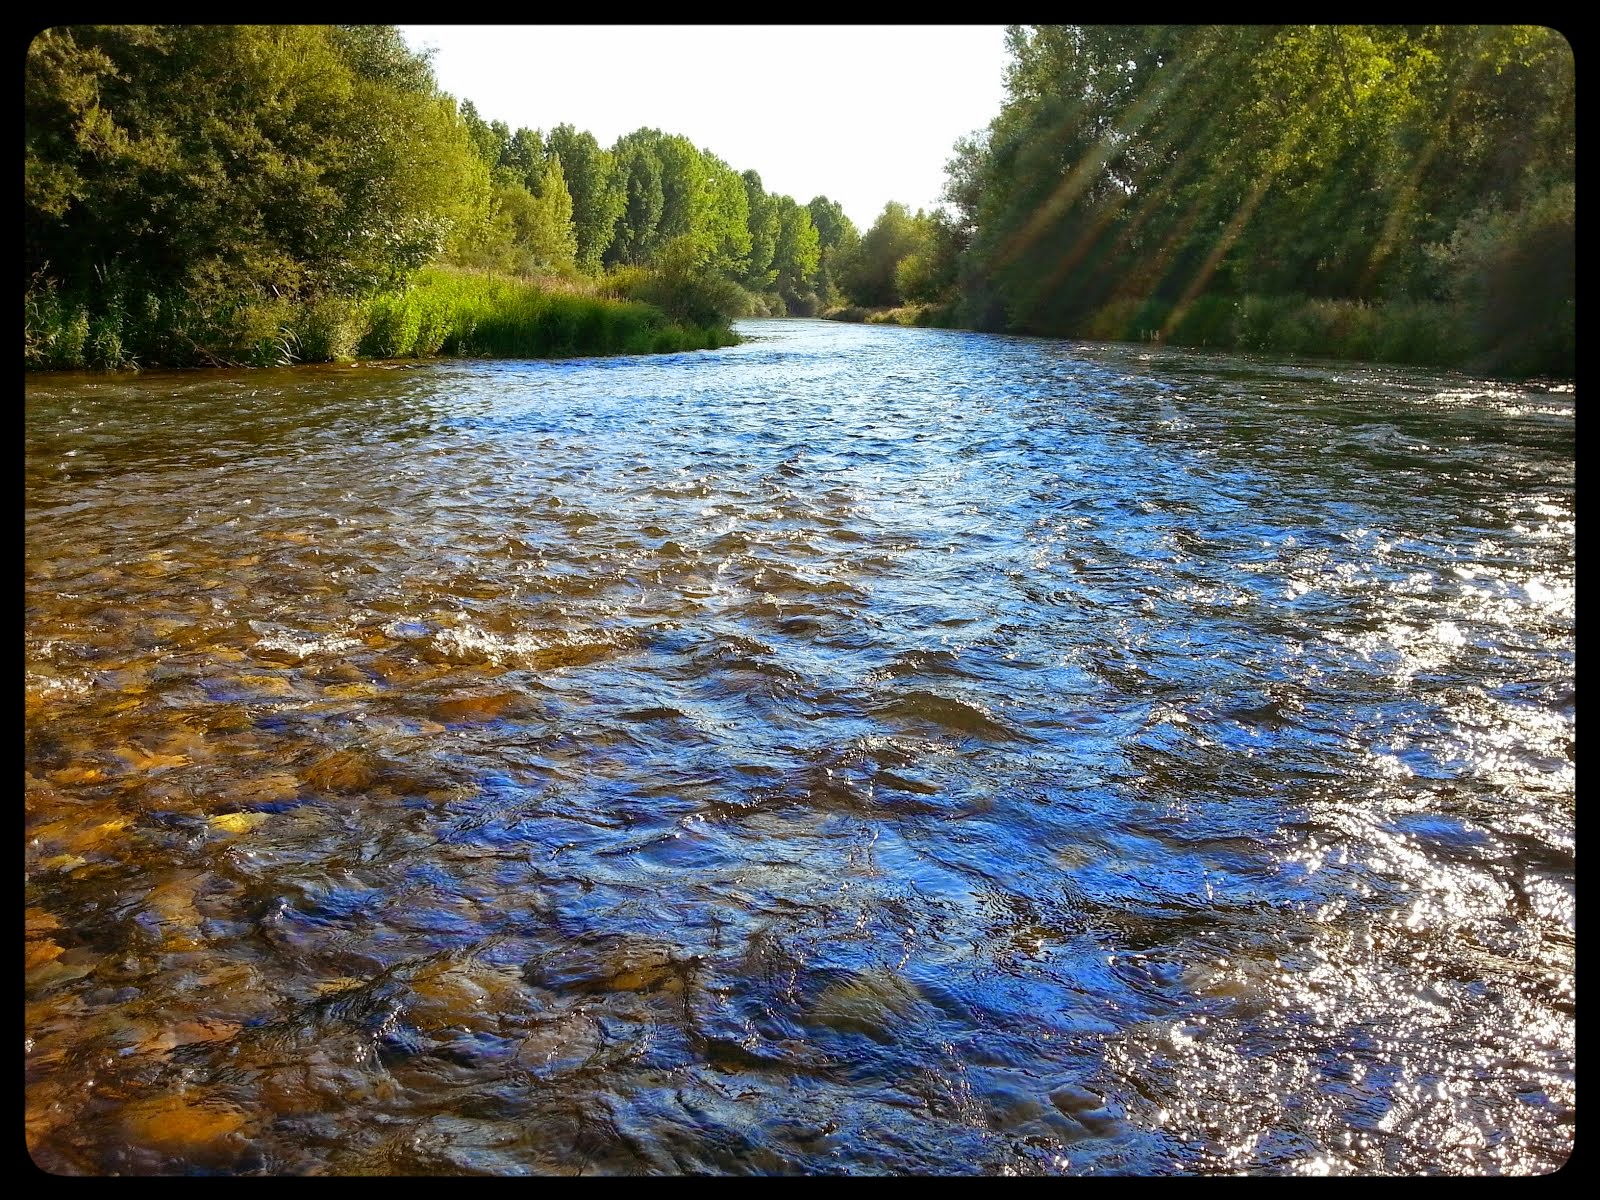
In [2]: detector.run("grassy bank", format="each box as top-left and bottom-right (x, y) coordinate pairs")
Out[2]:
(822, 302), (960, 329)
(24, 267), (738, 372)
(825, 291), (1570, 379)
(1073, 292), (1570, 377)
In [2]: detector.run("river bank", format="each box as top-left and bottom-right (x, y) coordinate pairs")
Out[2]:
(24, 267), (738, 373)
(824, 292), (1570, 381)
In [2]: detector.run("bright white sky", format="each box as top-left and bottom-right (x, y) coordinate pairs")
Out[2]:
(399, 25), (1011, 232)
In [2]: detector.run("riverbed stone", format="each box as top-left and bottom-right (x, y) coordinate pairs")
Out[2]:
(122, 1092), (250, 1152)
(807, 968), (923, 1042)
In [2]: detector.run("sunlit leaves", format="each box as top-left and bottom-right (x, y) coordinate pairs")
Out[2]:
(947, 23), (1574, 372)
(26, 25), (488, 300)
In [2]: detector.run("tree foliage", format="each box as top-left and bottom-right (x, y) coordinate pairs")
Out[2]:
(743, 172), (780, 291)
(26, 25), (489, 301)
(842, 202), (937, 308)
(807, 196), (859, 308)
(544, 124), (624, 275)
(940, 24), (1573, 373)
(772, 197), (822, 313)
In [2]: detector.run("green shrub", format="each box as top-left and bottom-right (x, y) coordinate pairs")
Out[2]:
(1430, 184), (1574, 377)
(1230, 295), (1278, 352)
(24, 282), (90, 370)
(359, 294), (423, 358)
(1302, 298), (1379, 360)
(85, 309), (127, 369)
(627, 263), (745, 328)
(1371, 299), (1465, 366)
(292, 296), (361, 363)
(234, 297), (300, 366)
(1083, 298), (1141, 341)
(412, 298), (452, 357)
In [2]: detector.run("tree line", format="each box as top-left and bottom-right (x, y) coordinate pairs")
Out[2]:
(442, 99), (959, 324)
(25, 25), (1573, 376)
(23, 24), (936, 369)
(904, 24), (1574, 376)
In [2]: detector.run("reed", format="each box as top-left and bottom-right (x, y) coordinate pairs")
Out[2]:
(25, 266), (737, 371)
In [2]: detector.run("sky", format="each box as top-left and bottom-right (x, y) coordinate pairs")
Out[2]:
(398, 26), (1012, 232)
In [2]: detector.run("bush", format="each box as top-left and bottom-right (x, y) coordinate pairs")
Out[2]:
(85, 309), (127, 369)
(612, 247), (745, 329)
(1370, 299), (1466, 366)
(1083, 297), (1141, 342)
(1429, 183), (1574, 377)
(359, 293), (423, 358)
(781, 289), (820, 318)
(292, 296), (361, 363)
(25, 281), (89, 370)
(1230, 295), (1278, 352)
(413, 298), (452, 357)
(1302, 298), (1379, 360)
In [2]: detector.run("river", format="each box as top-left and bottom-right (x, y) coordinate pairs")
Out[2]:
(25, 318), (1574, 1175)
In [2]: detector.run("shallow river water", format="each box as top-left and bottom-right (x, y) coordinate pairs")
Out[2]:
(25, 319), (1574, 1175)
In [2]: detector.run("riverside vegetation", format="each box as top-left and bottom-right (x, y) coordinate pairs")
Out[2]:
(25, 25), (1572, 377)
(835, 26), (1573, 380)
(24, 27), (770, 370)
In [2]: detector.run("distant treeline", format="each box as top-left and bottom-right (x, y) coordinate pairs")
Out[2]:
(886, 25), (1572, 378)
(25, 25), (1574, 377)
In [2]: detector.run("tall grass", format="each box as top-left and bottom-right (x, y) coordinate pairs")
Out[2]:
(25, 266), (738, 371)
(1076, 293), (1477, 369)
(400, 268), (734, 359)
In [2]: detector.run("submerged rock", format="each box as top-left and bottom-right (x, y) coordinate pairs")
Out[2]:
(807, 968), (923, 1042)
(301, 749), (375, 794)
(122, 1092), (250, 1153)
(523, 934), (690, 995)
(208, 811), (270, 835)
(431, 691), (522, 723)
(407, 961), (526, 1036)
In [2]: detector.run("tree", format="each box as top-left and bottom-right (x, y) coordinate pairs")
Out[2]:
(806, 195), (859, 305)
(946, 23), (1573, 349)
(609, 131), (665, 266)
(501, 126), (544, 192)
(546, 124), (622, 273)
(654, 133), (709, 249)
(523, 155), (578, 273)
(459, 99), (508, 175)
(25, 24), (488, 299)
(700, 153), (752, 277)
(772, 196), (821, 312)
(842, 202), (933, 307)
(743, 171), (779, 290)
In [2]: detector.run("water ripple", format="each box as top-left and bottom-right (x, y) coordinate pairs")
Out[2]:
(25, 322), (1573, 1175)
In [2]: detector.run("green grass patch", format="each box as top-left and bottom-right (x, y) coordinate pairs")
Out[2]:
(25, 266), (738, 371)
(370, 268), (736, 361)
(1078, 292), (1474, 370)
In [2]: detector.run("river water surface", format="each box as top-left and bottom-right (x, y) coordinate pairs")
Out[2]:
(25, 319), (1574, 1175)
